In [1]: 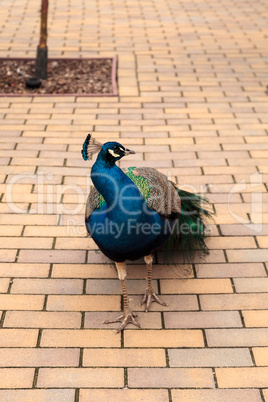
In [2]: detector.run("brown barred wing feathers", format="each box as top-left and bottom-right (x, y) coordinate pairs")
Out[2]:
(125, 167), (181, 219)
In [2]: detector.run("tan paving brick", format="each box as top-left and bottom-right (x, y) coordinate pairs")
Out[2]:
(0, 368), (34, 389)
(263, 389), (268, 402)
(128, 367), (214, 388)
(51, 263), (117, 279)
(172, 389), (262, 402)
(80, 389), (168, 402)
(11, 157), (64, 167)
(214, 214), (249, 225)
(164, 311), (242, 329)
(0, 214), (58, 225)
(23, 225), (85, 237)
(0, 225), (23, 236)
(37, 367), (123, 388)
(4, 311), (81, 328)
(0, 348), (79, 367)
(196, 263), (266, 278)
(0, 390), (75, 402)
(46, 295), (120, 311)
(204, 166), (258, 175)
(216, 367), (268, 388)
(11, 278), (83, 294)
(242, 310), (268, 327)
(18, 249), (86, 263)
(0, 278), (10, 292)
(0, 329), (38, 347)
(200, 294), (268, 310)
(0, 294), (44, 310)
(207, 236), (257, 249)
(83, 348), (166, 367)
(0, 250), (17, 262)
(41, 329), (120, 347)
(168, 348), (253, 367)
(0, 263), (50, 278)
(258, 236), (268, 247)
(253, 347), (268, 366)
(124, 330), (204, 348)
(227, 249), (268, 263)
(145, 151), (195, 161)
(221, 224), (268, 236)
(234, 278), (268, 293)
(206, 329), (268, 347)
(160, 279), (233, 294)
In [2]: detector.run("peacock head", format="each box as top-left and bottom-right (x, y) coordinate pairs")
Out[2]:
(81, 134), (135, 163)
(100, 142), (135, 162)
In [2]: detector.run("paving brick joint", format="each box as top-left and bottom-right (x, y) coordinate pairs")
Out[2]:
(0, 0), (267, 400)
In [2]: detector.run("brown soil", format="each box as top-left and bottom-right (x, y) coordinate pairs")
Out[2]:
(0, 58), (113, 95)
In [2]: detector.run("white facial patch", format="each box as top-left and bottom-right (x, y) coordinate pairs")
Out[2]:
(108, 149), (120, 157)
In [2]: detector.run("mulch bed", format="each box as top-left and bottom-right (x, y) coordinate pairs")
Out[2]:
(0, 58), (113, 95)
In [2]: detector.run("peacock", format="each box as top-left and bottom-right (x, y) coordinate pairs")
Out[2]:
(82, 134), (212, 332)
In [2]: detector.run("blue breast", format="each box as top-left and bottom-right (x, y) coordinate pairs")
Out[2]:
(87, 158), (173, 262)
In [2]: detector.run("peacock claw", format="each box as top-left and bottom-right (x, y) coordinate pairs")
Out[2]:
(103, 311), (141, 333)
(140, 289), (167, 312)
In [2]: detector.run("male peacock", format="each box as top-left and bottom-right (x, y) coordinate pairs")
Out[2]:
(82, 134), (212, 332)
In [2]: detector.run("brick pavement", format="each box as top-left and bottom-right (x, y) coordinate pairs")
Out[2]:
(0, 0), (268, 400)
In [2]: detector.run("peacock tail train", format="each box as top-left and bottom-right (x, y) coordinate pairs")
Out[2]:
(163, 188), (213, 263)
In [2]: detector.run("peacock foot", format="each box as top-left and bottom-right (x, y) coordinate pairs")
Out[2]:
(103, 310), (141, 333)
(140, 287), (167, 312)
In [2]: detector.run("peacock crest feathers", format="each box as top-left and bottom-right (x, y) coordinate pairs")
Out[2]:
(81, 134), (102, 161)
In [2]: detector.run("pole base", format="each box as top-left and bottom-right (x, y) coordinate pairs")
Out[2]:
(35, 46), (48, 80)
(25, 77), (42, 89)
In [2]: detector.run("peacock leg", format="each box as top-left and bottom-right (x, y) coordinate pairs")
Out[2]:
(141, 254), (167, 312)
(103, 261), (141, 333)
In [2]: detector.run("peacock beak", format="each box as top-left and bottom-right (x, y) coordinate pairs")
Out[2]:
(124, 148), (135, 155)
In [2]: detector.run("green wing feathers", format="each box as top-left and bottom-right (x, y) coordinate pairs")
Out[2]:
(125, 167), (150, 201)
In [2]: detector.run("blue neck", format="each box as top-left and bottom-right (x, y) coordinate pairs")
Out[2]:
(91, 154), (142, 209)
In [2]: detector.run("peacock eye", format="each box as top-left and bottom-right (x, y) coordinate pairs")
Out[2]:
(114, 146), (120, 153)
